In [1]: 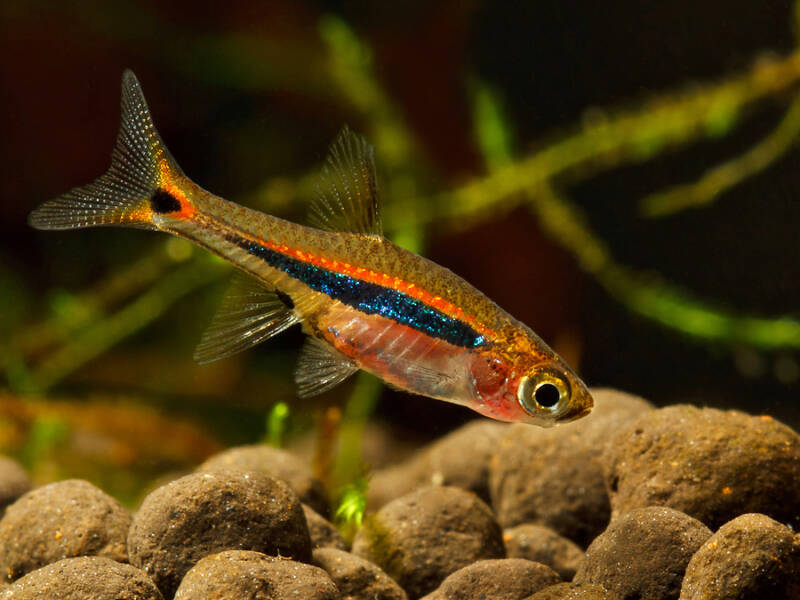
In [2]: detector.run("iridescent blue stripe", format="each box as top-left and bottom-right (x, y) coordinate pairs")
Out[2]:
(229, 235), (485, 348)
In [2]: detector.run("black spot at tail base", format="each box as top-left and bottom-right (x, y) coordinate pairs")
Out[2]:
(150, 189), (182, 214)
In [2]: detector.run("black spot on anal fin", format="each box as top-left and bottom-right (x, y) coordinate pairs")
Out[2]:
(276, 290), (295, 309)
(150, 189), (182, 214)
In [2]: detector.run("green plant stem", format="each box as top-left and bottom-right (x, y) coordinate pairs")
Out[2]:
(20, 257), (225, 392)
(531, 183), (800, 348)
(411, 51), (800, 231)
(333, 372), (382, 491)
(641, 90), (800, 217)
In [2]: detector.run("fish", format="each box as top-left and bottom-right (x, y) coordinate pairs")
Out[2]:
(29, 70), (593, 426)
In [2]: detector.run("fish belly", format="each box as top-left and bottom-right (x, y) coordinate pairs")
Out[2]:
(310, 302), (472, 403)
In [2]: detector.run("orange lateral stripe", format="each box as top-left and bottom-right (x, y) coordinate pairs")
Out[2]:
(257, 238), (495, 338)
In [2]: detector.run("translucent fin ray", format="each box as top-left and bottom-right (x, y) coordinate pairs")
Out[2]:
(28, 70), (179, 230)
(294, 337), (359, 397)
(392, 355), (457, 393)
(370, 328), (457, 394)
(193, 271), (299, 364)
(308, 126), (383, 236)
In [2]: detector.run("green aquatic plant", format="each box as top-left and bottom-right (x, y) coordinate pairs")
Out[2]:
(465, 69), (800, 349)
(19, 415), (70, 472)
(471, 81), (514, 171)
(333, 373), (382, 491)
(639, 90), (800, 218)
(528, 183), (800, 349)
(335, 475), (369, 541)
(4, 0), (800, 502)
(264, 401), (289, 448)
(433, 50), (800, 230)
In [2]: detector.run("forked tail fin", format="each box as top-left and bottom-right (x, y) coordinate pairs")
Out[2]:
(29, 70), (183, 231)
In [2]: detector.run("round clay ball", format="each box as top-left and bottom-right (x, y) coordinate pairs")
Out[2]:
(304, 504), (347, 551)
(128, 470), (311, 598)
(573, 506), (711, 600)
(680, 513), (800, 599)
(366, 461), (426, 513)
(422, 558), (561, 600)
(174, 550), (339, 600)
(0, 456), (31, 516)
(352, 485), (504, 598)
(0, 479), (131, 582)
(569, 388), (654, 449)
(197, 444), (329, 516)
(602, 405), (800, 530)
(415, 421), (508, 504)
(524, 582), (611, 599)
(313, 547), (408, 600)
(504, 524), (584, 581)
(4, 556), (162, 600)
(368, 421), (507, 511)
(490, 388), (652, 547)
(489, 424), (608, 548)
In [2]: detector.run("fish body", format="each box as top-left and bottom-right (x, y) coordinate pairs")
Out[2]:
(29, 71), (593, 426)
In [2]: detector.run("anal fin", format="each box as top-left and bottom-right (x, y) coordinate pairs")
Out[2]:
(194, 271), (299, 364)
(295, 337), (359, 398)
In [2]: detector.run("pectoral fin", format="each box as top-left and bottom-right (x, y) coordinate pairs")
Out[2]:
(194, 272), (299, 364)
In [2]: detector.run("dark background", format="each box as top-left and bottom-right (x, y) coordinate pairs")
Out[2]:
(2, 0), (798, 447)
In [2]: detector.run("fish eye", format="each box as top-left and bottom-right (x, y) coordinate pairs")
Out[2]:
(517, 369), (571, 416)
(534, 382), (561, 408)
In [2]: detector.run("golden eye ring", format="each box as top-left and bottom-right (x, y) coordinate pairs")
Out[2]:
(517, 369), (571, 416)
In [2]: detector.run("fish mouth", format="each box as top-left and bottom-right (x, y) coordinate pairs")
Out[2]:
(560, 388), (594, 423)
(563, 404), (593, 422)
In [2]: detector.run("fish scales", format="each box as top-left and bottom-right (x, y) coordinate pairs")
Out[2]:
(170, 188), (493, 345)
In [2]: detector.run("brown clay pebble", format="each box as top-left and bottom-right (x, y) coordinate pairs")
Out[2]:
(504, 524), (584, 581)
(490, 388), (652, 547)
(602, 405), (800, 530)
(573, 506), (711, 600)
(174, 550), (339, 600)
(0, 479), (131, 583)
(368, 421), (506, 510)
(0, 457), (31, 517)
(366, 461), (425, 513)
(197, 443), (329, 516)
(490, 422), (609, 548)
(352, 485), (504, 598)
(304, 504), (348, 551)
(4, 556), (163, 599)
(421, 558), (561, 600)
(524, 582), (611, 599)
(680, 513), (800, 599)
(128, 470), (311, 599)
(313, 547), (408, 600)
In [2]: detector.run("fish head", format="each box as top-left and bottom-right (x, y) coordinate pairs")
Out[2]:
(468, 349), (593, 426)
(509, 361), (593, 427)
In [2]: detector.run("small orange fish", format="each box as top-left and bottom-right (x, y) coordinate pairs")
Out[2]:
(29, 71), (593, 426)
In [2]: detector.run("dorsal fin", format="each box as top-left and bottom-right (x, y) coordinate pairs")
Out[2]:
(308, 126), (383, 236)
(193, 271), (299, 364)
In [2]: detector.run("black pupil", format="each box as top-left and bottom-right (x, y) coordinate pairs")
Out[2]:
(535, 383), (561, 408)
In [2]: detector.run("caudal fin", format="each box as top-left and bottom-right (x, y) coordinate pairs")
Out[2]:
(29, 70), (183, 230)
